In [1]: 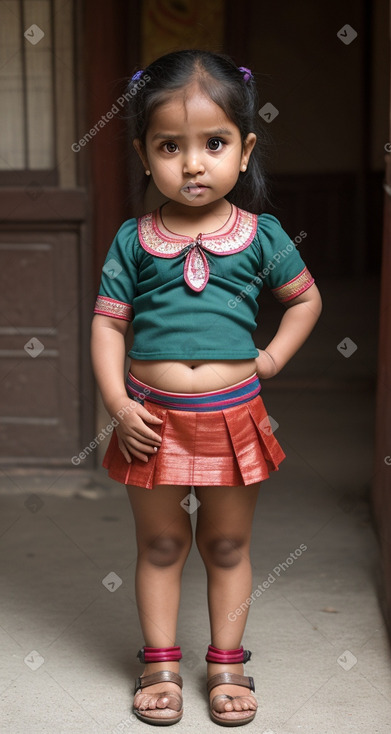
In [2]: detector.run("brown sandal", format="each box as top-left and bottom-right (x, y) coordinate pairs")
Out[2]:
(133, 646), (183, 725)
(206, 645), (257, 726)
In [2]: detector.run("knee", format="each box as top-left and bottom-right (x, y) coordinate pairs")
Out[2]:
(196, 535), (247, 569)
(144, 535), (191, 568)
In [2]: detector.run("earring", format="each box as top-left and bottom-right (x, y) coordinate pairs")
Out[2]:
(145, 169), (151, 176)
(241, 164), (247, 172)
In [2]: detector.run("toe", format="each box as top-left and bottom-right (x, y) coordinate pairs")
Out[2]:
(156, 695), (170, 708)
(142, 695), (154, 710)
(228, 695), (257, 712)
(244, 696), (257, 711)
(133, 693), (144, 709)
(213, 697), (233, 713)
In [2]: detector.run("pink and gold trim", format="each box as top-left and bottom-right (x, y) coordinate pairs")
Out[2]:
(271, 267), (314, 303)
(138, 205), (257, 257)
(137, 206), (258, 293)
(94, 295), (133, 321)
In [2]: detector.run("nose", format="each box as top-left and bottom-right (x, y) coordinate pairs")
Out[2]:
(183, 149), (205, 176)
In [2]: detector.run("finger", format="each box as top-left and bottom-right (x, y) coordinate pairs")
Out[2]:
(118, 437), (132, 463)
(128, 446), (151, 463)
(131, 417), (163, 444)
(121, 423), (162, 447)
(126, 436), (160, 455)
(118, 434), (150, 463)
(138, 405), (164, 425)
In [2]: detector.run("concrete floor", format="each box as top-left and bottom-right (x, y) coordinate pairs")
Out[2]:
(1, 276), (391, 734)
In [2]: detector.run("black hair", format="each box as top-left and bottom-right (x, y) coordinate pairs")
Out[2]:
(126, 49), (273, 214)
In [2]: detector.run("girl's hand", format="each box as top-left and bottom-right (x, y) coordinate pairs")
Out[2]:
(111, 398), (163, 463)
(255, 349), (278, 379)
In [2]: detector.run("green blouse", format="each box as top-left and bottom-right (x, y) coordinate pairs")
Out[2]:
(94, 205), (314, 360)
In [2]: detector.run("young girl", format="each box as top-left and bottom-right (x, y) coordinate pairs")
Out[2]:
(91, 49), (322, 727)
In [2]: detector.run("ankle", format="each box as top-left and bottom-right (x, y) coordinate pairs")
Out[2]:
(143, 660), (180, 675)
(207, 661), (243, 676)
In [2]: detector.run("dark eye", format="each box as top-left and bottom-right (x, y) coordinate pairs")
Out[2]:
(163, 142), (178, 153)
(207, 138), (224, 151)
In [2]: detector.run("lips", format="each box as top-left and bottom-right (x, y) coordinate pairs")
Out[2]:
(181, 182), (208, 196)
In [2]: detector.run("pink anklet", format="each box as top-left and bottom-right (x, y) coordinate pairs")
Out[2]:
(205, 644), (252, 664)
(137, 645), (182, 663)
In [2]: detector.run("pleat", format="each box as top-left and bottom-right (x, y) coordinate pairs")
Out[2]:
(247, 397), (286, 470)
(222, 396), (286, 485)
(192, 410), (242, 485)
(148, 408), (198, 486)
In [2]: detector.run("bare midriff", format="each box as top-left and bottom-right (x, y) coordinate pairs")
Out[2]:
(130, 358), (258, 393)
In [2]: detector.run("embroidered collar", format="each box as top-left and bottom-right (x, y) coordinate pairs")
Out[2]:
(138, 205), (257, 292)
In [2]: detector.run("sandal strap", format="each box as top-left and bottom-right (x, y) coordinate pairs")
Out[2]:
(207, 672), (255, 695)
(134, 670), (183, 694)
(205, 644), (252, 664)
(137, 645), (182, 663)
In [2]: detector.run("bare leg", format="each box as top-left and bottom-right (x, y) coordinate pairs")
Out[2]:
(126, 483), (193, 712)
(194, 483), (260, 715)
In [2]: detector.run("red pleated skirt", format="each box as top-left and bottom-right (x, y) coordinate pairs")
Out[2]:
(102, 375), (286, 489)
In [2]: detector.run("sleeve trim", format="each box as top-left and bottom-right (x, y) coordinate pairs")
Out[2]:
(94, 295), (133, 321)
(271, 267), (315, 303)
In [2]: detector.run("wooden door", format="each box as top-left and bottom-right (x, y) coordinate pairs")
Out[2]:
(0, 0), (93, 467)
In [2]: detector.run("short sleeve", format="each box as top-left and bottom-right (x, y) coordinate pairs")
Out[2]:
(257, 213), (314, 303)
(93, 219), (139, 321)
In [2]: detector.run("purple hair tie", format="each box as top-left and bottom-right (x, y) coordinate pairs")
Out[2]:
(238, 66), (253, 82)
(131, 69), (144, 83)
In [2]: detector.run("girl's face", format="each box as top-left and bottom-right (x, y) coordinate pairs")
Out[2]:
(134, 85), (256, 210)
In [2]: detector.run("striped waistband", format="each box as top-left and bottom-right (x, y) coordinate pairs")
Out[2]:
(126, 372), (261, 412)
